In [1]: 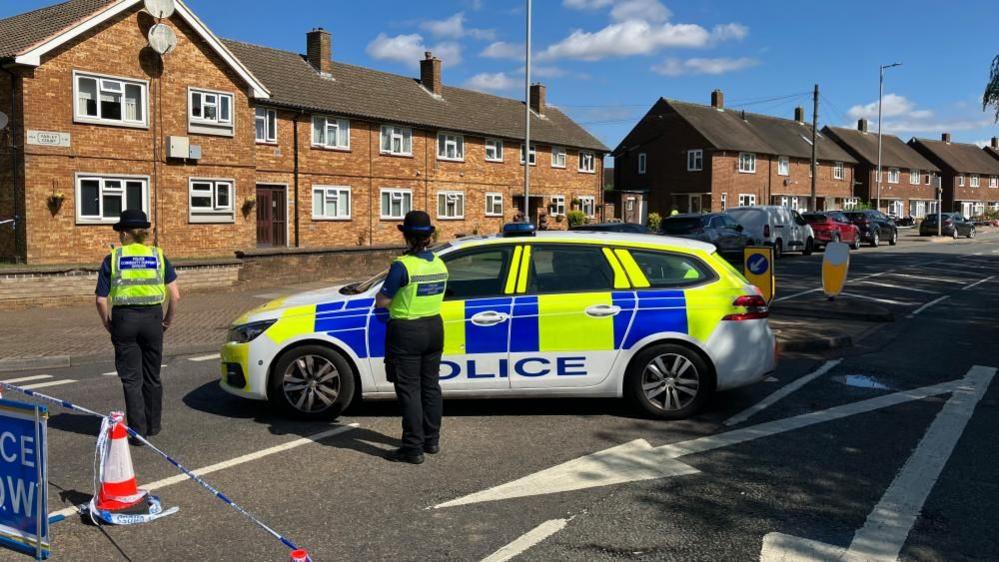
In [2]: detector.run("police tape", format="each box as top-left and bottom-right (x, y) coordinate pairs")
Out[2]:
(0, 381), (309, 557)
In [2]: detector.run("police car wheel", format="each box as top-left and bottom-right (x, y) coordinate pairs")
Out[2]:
(269, 345), (355, 419)
(626, 344), (713, 420)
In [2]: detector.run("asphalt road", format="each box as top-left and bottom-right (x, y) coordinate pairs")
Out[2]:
(2, 230), (998, 561)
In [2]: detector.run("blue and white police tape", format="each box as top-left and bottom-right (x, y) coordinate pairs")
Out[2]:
(86, 496), (178, 526)
(0, 381), (306, 554)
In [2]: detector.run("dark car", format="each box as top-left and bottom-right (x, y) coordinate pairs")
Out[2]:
(802, 211), (861, 250)
(570, 222), (651, 234)
(844, 210), (898, 247)
(919, 213), (976, 239)
(660, 213), (751, 259)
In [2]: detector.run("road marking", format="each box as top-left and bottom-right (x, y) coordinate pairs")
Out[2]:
(20, 379), (76, 390)
(102, 364), (167, 376)
(760, 365), (995, 562)
(888, 272), (966, 285)
(49, 423), (359, 519)
(723, 360), (841, 427)
(481, 519), (570, 562)
(188, 353), (220, 362)
(0, 374), (52, 384)
(855, 280), (940, 294)
(961, 275), (995, 291)
(839, 292), (915, 306)
(774, 272), (886, 302)
(906, 295), (950, 319)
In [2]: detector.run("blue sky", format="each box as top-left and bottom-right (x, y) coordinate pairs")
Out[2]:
(5, 0), (999, 156)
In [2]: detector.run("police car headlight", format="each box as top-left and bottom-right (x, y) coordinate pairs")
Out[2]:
(228, 320), (276, 343)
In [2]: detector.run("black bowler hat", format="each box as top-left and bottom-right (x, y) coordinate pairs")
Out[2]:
(398, 210), (435, 235)
(113, 209), (151, 231)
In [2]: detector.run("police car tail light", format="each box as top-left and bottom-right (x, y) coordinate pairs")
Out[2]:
(723, 295), (769, 321)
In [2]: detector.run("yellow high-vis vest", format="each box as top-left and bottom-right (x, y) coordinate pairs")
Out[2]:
(109, 243), (167, 307)
(388, 254), (448, 320)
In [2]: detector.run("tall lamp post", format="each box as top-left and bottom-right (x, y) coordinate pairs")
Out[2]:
(522, 0), (533, 223)
(875, 62), (901, 212)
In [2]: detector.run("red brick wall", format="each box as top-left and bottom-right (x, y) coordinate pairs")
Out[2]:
(866, 167), (938, 212)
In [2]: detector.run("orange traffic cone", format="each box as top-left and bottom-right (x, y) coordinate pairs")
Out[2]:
(290, 549), (311, 562)
(95, 413), (148, 511)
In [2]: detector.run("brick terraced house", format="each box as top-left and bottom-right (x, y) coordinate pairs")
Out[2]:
(0, 0), (607, 265)
(909, 134), (999, 218)
(612, 90), (856, 219)
(823, 119), (941, 219)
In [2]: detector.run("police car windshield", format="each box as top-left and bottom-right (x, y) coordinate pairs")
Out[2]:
(340, 242), (453, 295)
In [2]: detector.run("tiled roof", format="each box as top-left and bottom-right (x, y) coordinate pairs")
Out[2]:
(0, 0), (115, 58)
(910, 138), (999, 175)
(223, 39), (608, 152)
(823, 126), (939, 171)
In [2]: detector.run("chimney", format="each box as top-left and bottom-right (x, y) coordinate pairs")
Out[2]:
(307, 28), (332, 75)
(941, 133), (951, 144)
(420, 51), (442, 96)
(991, 137), (998, 149)
(857, 118), (869, 133)
(529, 83), (546, 115)
(794, 106), (805, 123)
(710, 89), (724, 109)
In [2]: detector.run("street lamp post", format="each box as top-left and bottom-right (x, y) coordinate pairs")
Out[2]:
(876, 62), (901, 213)
(523, 0), (532, 223)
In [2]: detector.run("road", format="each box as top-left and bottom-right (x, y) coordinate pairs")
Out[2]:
(1, 230), (998, 561)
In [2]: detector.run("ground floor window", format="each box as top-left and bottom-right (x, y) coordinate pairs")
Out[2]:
(437, 191), (465, 219)
(927, 200), (939, 215)
(312, 186), (351, 219)
(189, 179), (235, 223)
(380, 188), (412, 219)
(773, 195), (801, 211)
(888, 200), (904, 217)
(485, 193), (504, 217)
(989, 201), (999, 212)
(972, 201), (985, 218)
(76, 175), (148, 224)
(738, 193), (756, 207)
(719, 193), (727, 211)
(550, 195), (566, 216)
(579, 196), (596, 217)
(909, 200), (927, 219)
(843, 197), (859, 210)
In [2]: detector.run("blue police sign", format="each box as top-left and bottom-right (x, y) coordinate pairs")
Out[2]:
(747, 254), (769, 276)
(0, 399), (49, 559)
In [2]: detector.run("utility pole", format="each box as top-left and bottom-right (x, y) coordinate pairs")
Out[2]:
(810, 84), (818, 212)
(522, 0), (532, 223)
(876, 62), (902, 212)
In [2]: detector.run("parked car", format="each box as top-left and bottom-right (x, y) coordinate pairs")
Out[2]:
(919, 213), (976, 239)
(802, 211), (861, 250)
(725, 206), (814, 258)
(570, 222), (651, 234)
(843, 210), (898, 247)
(895, 216), (916, 227)
(660, 213), (751, 260)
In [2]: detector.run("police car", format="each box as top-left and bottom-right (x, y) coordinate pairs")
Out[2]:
(219, 224), (776, 420)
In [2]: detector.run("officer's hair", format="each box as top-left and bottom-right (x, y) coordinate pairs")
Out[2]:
(405, 233), (432, 254)
(124, 228), (149, 244)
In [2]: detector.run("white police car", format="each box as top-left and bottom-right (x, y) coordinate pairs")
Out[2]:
(220, 225), (776, 420)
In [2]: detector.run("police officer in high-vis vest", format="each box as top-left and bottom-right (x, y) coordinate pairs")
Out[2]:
(375, 210), (448, 464)
(95, 210), (180, 446)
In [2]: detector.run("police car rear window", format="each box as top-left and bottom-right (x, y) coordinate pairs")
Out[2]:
(628, 250), (715, 288)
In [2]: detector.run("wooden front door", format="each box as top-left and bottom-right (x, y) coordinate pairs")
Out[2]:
(256, 185), (287, 247)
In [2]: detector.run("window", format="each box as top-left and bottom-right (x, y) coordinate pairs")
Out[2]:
(189, 89), (233, 128)
(738, 193), (756, 206)
(638, 153), (647, 175)
(720, 192), (727, 211)
(738, 152), (756, 173)
(874, 170), (882, 183)
(437, 191), (465, 219)
(970, 175), (980, 188)
(551, 146), (567, 168)
(579, 196), (595, 217)
(778, 156), (790, 176)
(74, 72), (146, 127)
(687, 149), (703, 172)
(550, 195), (566, 216)
(485, 138), (504, 162)
(441, 246), (514, 300)
(520, 143), (537, 166)
(910, 169), (920, 184)
(312, 186), (351, 220)
(485, 193), (504, 216)
(990, 176), (998, 188)
(628, 250), (713, 288)
(189, 179), (234, 223)
(833, 162), (845, 180)
(313, 116), (350, 150)
(76, 175), (147, 224)
(578, 151), (596, 173)
(958, 175), (965, 187)
(843, 197), (859, 210)
(380, 125), (412, 156)
(255, 108), (277, 143)
(527, 245), (614, 294)
(888, 168), (900, 184)
(380, 188), (412, 219)
(437, 132), (464, 161)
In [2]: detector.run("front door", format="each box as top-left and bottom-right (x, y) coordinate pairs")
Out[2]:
(256, 185), (287, 247)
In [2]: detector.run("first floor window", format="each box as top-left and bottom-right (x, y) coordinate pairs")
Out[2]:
(888, 168), (900, 184)
(990, 176), (998, 188)
(437, 132), (464, 161)
(190, 89), (232, 126)
(312, 186), (351, 219)
(910, 169), (920, 184)
(313, 116), (350, 149)
(437, 191), (465, 219)
(958, 175), (965, 187)
(255, 108), (277, 143)
(551, 195), (566, 216)
(380, 125), (412, 155)
(485, 138), (504, 162)
(520, 143), (537, 166)
(638, 153), (647, 174)
(485, 193), (504, 216)
(833, 162), (845, 180)
(551, 146), (567, 168)
(687, 149), (703, 171)
(738, 152), (756, 173)
(75, 72), (146, 126)
(720, 192), (727, 211)
(189, 179), (234, 223)
(579, 196), (595, 217)
(578, 151), (595, 173)
(380, 189), (412, 219)
(970, 175), (980, 187)
(77, 175), (147, 224)
(738, 193), (756, 206)
(778, 156), (790, 176)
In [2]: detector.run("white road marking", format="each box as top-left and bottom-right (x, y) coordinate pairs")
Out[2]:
(102, 364), (167, 376)
(723, 360), (841, 427)
(760, 365), (995, 562)
(0, 374), (53, 384)
(21, 379), (76, 390)
(888, 272), (967, 285)
(961, 275), (995, 291)
(481, 519), (570, 562)
(855, 280), (940, 294)
(906, 295), (950, 319)
(48, 423), (359, 519)
(188, 353), (220, 362)
(774, 272), (886, 302)
(839, 292), (915, 306)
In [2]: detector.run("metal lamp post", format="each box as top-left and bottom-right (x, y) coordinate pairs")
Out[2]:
(523, 0), (532, 223)
(875, 62), (901, 212)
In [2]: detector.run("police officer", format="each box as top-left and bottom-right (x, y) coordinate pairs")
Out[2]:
(95, 210), (180, 446)
(375, 210), (448, 464)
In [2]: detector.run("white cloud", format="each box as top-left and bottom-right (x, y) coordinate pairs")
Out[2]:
(652, 56), (759, 76)
(711, 23), (749, 42)
(420, 12), (495, 41)
(847, 94), (918, 120)
(973, 139), (990, 148)
(366, 33), (462, 67)
(538, 20), (713, 61)
(846, 93), (990, 136)
(563, 0), (613, 9)
(611, 0), (670, 23)
(464, 72), (520, 93)
(480, 41), (524, 59)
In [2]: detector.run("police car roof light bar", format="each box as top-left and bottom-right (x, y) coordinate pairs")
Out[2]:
(502, 222), (536, 237)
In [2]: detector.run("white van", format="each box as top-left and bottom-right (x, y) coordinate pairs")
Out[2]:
(725, 206), (814, 258)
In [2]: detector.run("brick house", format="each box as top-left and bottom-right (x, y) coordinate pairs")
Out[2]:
(823, 119), (941, 219)
(909, 134), (999, 218)
(0, 0), (607, 265)
(612, 90), (856, 220)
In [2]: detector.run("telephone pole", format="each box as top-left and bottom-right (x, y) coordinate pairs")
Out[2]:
(810, 84), (818, 212)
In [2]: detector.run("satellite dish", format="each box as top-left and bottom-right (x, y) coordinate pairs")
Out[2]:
(0, 111), (8, 131)
(143, 0), (175, 19)
(148, 24), (177, 55)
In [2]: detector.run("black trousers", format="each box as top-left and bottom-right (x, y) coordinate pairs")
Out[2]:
(111, 306), (164, 436)
(385, 315), (444, 454)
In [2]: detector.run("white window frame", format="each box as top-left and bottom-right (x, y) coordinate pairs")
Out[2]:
(188, 178), (235, 223)
(313, 116), (351, 150)
(777, 156), (790, 176)
(437, 191), (465, 220)
(990, 176), (998, 188)
(578, 151), (596, 173)
(520, 143), (537, 166)
(75, 174), (149, 225)
(73, 71), (148, 128)
(380, 188), (413, 219)
(579, 196), (595, 217)
(311, 186), (352, 220)
(255, 107), (277, 144)
(910, 169), (920, 184)
(380, 125), (413, 156)
(188, 88), (234, 130)
(843, 197), (859, 210)
(738, 193), (756, 206)
(833, 161), (844, 180)
(485, 193), (504, 216)
(551, 195), (566, 216)
(551, 146), (567, 168)
(888, 168), (900, 184)
(970, 174), (980, 188)
(485, 138), (504, 162)
(638, 153), (647, 175)
(437, 132), (465, 162)
(720, 192), (727, 211)
(687, 149), (703, 172)
(958, 175), (965, 187)
(738, 152), (756, 174)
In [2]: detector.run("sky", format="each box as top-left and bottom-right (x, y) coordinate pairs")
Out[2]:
(5, 0), (999, 160)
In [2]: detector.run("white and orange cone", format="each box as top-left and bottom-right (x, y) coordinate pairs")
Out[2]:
(95, 412), (148, 511)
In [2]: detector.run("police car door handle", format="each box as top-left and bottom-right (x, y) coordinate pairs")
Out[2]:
(470, 311), (509, 326)
(585, 304), (621, 318)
